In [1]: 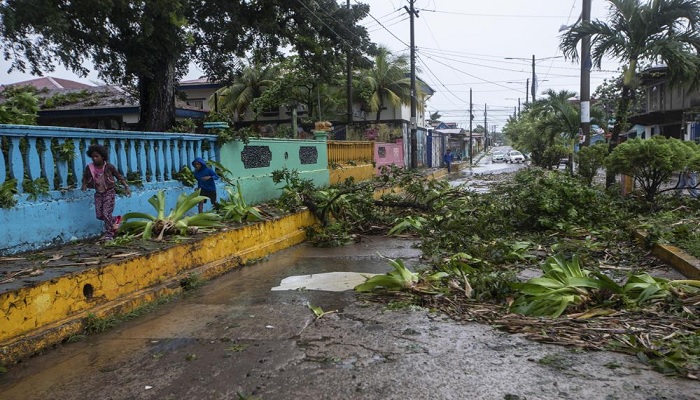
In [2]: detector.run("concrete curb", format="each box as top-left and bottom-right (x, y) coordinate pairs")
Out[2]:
(1, 211), (317, 364)
(632, 230), (700, 279)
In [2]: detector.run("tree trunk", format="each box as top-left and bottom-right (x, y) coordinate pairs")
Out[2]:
(606, 85), (632, 188)
(137, 60), (177, 132)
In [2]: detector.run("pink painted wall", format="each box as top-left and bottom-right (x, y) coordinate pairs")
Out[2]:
(375, 140), (405, 174)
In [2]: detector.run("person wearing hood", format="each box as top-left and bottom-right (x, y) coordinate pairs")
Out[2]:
(191, 157), (219, 213)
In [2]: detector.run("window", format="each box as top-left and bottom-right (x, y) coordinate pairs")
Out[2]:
(186, 99), (204, 110)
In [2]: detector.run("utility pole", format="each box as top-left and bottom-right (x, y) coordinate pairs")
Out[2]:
(525, 79), (529, 105)
(531, 54), (536, 103)
(346, 0), (353, 125)
(518, 98), (521, 116)
(469, 88), (473, 165)
(484, 103), (488, 151)
(581, 0), (592, 146)
(405, 1), (419, 168)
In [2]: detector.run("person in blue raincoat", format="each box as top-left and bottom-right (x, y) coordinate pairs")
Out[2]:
(443, 149), (454, 173)
(192, 157), (219, 212)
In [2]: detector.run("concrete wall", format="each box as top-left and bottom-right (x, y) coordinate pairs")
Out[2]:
(0, 125), (330, 255)
(375, 141), (405, 173)
(219, 134), (330, 205)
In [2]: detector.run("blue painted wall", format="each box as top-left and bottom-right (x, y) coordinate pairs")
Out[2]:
(0, 125), (330, 255)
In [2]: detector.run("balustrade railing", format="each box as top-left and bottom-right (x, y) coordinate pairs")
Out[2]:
(0, 125), (218, 194)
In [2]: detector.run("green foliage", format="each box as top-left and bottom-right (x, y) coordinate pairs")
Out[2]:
(218, 185), (266, 223)
(503, 168), (615, 230)
(388, 216), (427, 235)
(0, 179), (18, 208)
(41, 90), (91, 108)
(511, 255), (623, 318)
(606, 137), (692, 202)
(168, 118), (198, 133)
(84, 313), (118, 334)
(206, 159), (236, 186)
(120, 190), (222, 241)
(125, 171), (144, 188)
(357, 46), (415, 122)
(0, 1), (374, 131)
(305, 222), (353, 247)
(51, 139), (76, 162)
(0, 86), (39, 125)
(511, 255), (700, 318)
(622, 273), (700, 306)
(355, 258), (420, 293)
(271, 168), (315, 212)
(560, 0), (700, 144)
(180, 273), (205, 291)
(614, 332), (700, 378)
(576, 143), (608, 186)
(22, 177), (49, 201)
(173, 166), (197, 187)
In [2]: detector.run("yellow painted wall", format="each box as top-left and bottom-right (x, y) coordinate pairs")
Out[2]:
(0, 211), (316, 345)
(329, 163), (375, 184)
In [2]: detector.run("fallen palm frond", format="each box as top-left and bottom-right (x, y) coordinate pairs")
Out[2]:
(510, 255), (622, 318)
(120, 190), (222, 241)
(218, 185), (267, 223)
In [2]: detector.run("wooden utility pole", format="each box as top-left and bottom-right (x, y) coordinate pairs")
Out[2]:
(469, 88), (473, 165)
(405, 0), (419, 168)
(346, 0), (353, 125)
(581, 0), (592, 146)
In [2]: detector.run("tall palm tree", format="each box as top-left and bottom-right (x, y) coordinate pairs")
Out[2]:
(560, 0), (700, 177)
(358, 46), (414, 122)
(210, 63), (277, 121)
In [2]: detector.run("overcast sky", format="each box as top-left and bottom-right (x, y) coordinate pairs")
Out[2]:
(360, 0), (621, 130)
(0, 0), (621, 131)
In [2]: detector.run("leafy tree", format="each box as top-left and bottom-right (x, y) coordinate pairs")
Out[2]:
(576, 142), (608, 186)
(0, 85), (39, 124)
(210, 63), (277, 122)
(429, 111), (442, 122)
(357, 46), (414, 122)
(0, 0), (375, 131)
(560, 0), (700, 184)
(606, 136), (696, 201)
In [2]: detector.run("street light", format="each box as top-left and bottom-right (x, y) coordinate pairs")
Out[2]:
(505, 55), (563, 102)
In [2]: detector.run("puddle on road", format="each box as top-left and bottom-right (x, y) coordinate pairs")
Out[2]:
(271, 271), (379, 292)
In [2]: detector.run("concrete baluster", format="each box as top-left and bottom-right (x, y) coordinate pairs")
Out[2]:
(137, 139), (148, 183)
(9, 137), (25, 193)
(55, 139), (68, 189)
(42, 138), (56, 190)
(146, 139), (157, 182)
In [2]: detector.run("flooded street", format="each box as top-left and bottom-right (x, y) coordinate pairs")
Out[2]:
(1, 236), (698, 400)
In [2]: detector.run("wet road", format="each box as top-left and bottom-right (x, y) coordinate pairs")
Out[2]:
(1, 236), (698, 400)
(451, 146), (527, 191)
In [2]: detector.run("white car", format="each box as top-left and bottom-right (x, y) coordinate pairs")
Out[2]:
(491, 151), (505, 162)
(506, 150), (525, 163)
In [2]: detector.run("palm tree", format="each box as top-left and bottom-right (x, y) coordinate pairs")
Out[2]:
(560, 0), (700, 182)
(210, 63), (277, 121)
(358, 46), (414, 122)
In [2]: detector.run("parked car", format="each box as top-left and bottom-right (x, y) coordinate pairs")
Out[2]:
(491, 151), (505, 162)
(506, 150), (525, 163)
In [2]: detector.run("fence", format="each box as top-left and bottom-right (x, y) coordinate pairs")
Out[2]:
(0, 124), (217, 193)
(327, 140), (374, 166)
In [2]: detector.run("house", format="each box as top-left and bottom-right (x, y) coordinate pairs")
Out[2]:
(1, 77), (208, 130)
(631, 66), (700, 141)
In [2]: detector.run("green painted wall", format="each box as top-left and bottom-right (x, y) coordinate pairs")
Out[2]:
(220, 136), (330, 204)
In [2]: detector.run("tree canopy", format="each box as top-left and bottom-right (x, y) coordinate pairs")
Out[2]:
(0, 0), (375, 131)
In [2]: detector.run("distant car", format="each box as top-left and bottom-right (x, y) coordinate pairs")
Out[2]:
(506, 150), (525, 163)
(491, 151), (505, 162)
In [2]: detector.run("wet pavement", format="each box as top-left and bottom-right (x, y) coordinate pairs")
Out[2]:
(1, 236), (698, 400)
